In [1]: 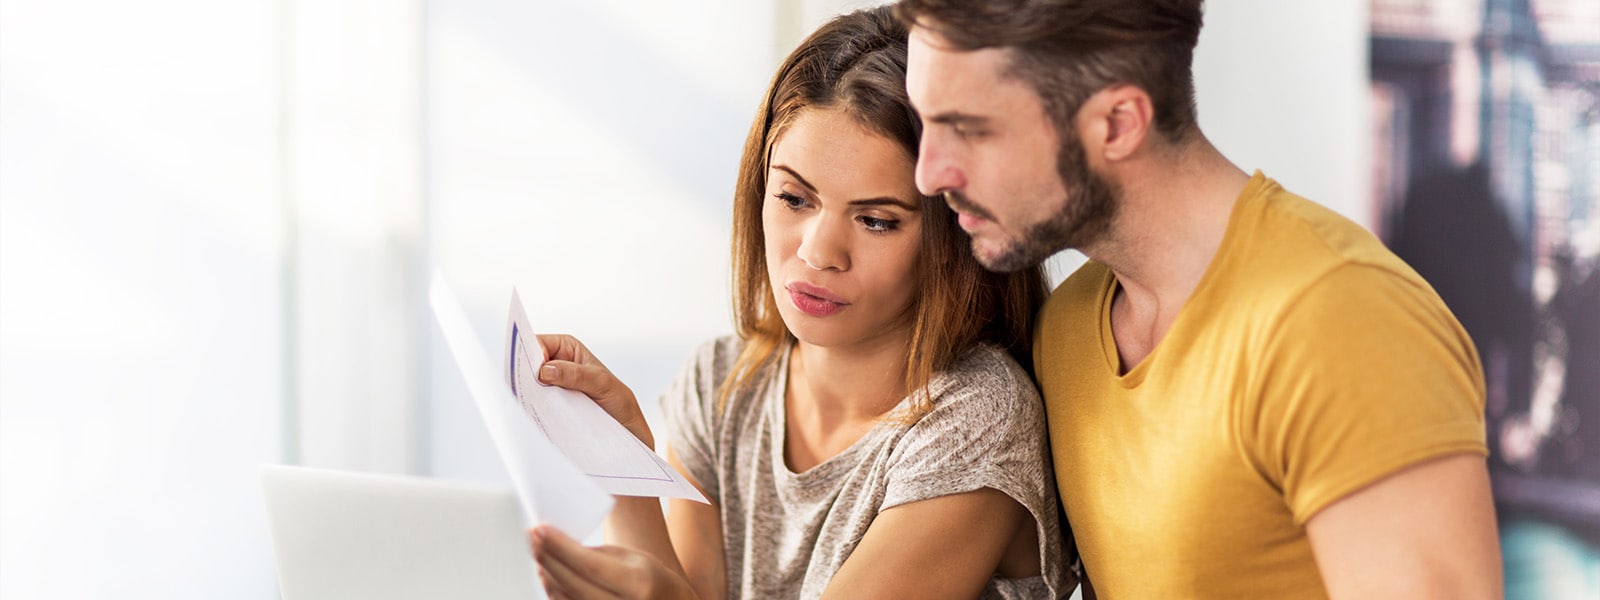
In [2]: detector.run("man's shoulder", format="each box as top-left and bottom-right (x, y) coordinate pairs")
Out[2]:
(1245, 179), (1418, 281)
(1220, 178), (1434, 317)
(1039, 261), (1112, 326)
(1227, 180), (1478, 389)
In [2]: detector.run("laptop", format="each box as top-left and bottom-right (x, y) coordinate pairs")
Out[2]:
(261, 464), (545, 600)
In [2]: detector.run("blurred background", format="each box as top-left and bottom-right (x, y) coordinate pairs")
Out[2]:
(1371, 1), (1599, 597)
(0, 0), (1589, 598)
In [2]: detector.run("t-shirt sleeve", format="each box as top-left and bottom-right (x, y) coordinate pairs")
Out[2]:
(659, 339), (723, 500)
(1249, 263), (1489, 525)
(883, 356), (1051, 509)
(882, 349), (1074, 597)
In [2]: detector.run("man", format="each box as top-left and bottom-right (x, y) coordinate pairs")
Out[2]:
(896, 1), (1503, 598)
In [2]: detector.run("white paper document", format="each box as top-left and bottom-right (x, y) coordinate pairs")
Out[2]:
(429, 276), (614, 538)
(504, 288), (707, 503)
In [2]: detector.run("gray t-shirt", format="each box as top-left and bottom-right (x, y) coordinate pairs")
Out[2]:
(661, 335), (1073, 599)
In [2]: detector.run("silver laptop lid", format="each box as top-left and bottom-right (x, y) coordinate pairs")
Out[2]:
(261, 465), (544, 600)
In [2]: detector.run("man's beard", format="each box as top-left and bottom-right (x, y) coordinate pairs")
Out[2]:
(950, 133), (1120, 273)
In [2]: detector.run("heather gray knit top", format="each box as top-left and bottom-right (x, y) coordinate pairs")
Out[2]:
(661, 336), (1072, 599)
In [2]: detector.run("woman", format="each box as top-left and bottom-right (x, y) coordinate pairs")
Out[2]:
(530, 7), (1072, 599)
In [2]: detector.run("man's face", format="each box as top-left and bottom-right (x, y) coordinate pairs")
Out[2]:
(905, 25), (1119, 272)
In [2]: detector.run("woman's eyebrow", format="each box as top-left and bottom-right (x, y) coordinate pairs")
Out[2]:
(849, 198), (919, 210)
(771, 165), (817, 192)
(771, 164), (919, 210)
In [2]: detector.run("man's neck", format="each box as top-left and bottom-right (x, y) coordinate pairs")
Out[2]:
(1084, 137), (1252, 367)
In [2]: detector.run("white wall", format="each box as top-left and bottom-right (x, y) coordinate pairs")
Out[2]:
(422, 0), (783, 481)
(282, 0), (427, 477)
(0, 0), (431, 596)
(1195, 0), (1372, 229)
(0, 1), (285, 597)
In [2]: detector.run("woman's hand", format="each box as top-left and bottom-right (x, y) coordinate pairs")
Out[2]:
(535, 334), (654, 447)
(531, 525), (698, 600)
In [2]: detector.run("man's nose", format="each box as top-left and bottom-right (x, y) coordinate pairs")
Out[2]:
(916, 130), (965, 197)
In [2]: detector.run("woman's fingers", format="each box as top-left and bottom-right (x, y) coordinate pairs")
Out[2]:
(531, 530), (572, 599)
(534, 528), (614, 598)
(536, 334), (602, 367)
(532, 337), (653, 445)
(533, 336), (633, 413)
(541, 361), (632, 403)
(540, 549), (617, 599)
(530, 526), (690, 600)
(533, 526), (658, 599)
(535, 334), (577, 364)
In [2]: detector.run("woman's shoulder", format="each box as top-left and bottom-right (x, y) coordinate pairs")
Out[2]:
(664, 334), (742, 408)
(673, 334), (750, 386)
(936, 344), (1039, 402)
(922, 344), (1043, 424)
(883, 344), (1054, 508)
(672, 334), (774, 414)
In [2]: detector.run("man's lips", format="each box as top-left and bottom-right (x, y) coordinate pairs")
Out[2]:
(957, 212), (989, 231)
(943, 191), (995, 232)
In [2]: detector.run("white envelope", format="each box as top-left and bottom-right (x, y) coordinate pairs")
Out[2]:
(428, 275), (614, 538)
(504, 288), (707, 503)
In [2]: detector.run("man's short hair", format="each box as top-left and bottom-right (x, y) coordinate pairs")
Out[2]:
(894, 0), (1205, 143)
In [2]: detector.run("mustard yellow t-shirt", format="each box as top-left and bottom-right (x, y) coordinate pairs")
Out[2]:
(1034, 172), (1488, 599)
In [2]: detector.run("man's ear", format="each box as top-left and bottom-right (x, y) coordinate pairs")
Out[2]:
(1077, 85), (1153, 163)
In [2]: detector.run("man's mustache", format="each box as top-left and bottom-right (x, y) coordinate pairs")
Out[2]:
(942, 191), (996, 222)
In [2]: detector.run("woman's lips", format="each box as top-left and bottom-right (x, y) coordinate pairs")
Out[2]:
(786, 282), (848, 317)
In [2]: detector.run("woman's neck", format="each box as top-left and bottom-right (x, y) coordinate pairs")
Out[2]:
(788, 331), (909, 425)
(782, 331), (910, 473)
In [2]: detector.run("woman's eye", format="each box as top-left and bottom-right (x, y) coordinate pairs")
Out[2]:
(776, 192), (808, 210)
(859, 215), (899, 232)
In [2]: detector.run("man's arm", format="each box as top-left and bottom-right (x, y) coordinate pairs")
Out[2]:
(1304, 453), (1501, 600)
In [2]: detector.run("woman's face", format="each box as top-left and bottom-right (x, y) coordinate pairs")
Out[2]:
(763, 106), (924, 351)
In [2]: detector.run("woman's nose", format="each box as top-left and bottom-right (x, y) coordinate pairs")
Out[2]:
(797, 218), (849, 271)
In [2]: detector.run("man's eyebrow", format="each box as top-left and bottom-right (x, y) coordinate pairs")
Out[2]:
(926, 112), (990, 127)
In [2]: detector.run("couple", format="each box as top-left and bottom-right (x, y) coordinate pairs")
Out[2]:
(529, 2), (1502, 599)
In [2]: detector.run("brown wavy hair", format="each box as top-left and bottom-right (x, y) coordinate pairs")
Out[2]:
(719, 6), (1049, 419)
